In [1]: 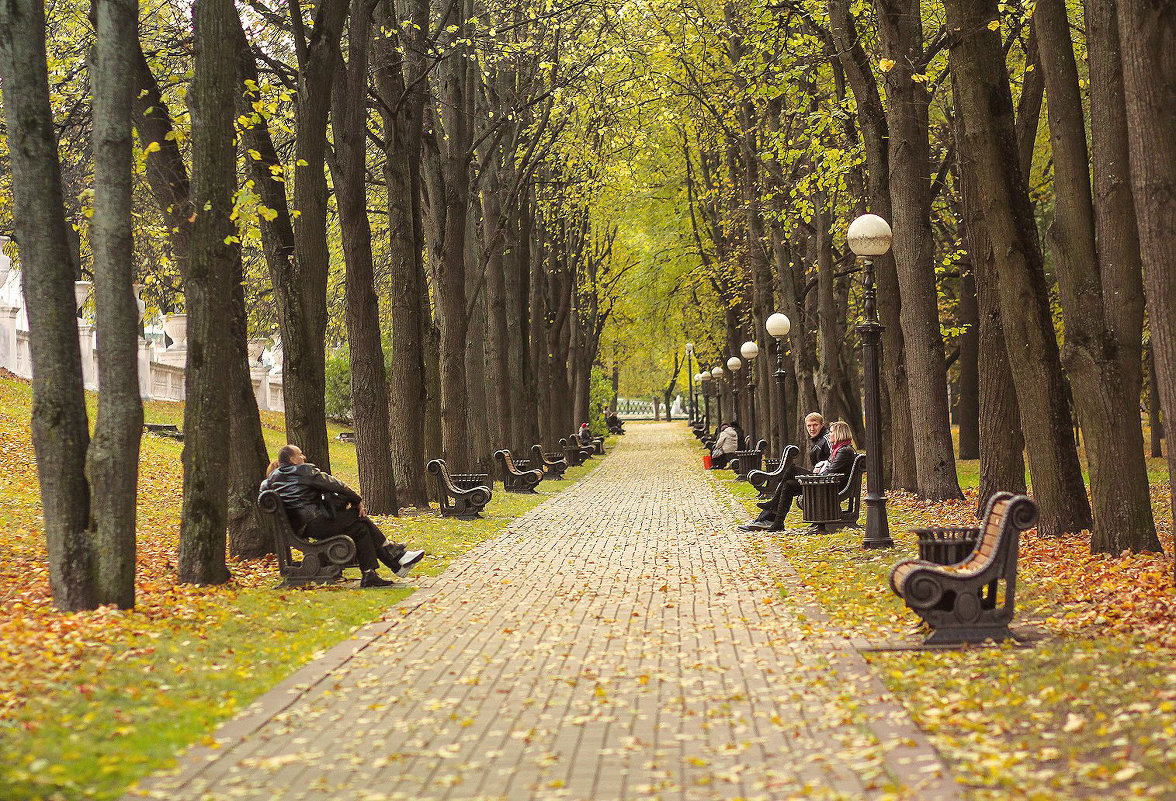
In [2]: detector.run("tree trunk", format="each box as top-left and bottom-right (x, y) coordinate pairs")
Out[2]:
(827, 0), (916, 491)
(944, 0), (1091, 536)
(88, 0), (143, 607)
(279, 0), (348, 473)
(1148, 346), (1164, 458)
(955, 267), (980, 459)
(952, 89), (1027, 511)
(178, 0), (237, 585)
(875, 0), (963, 501)
(331, 0), (397, 514)
(226, 270), (271, 559)
(0, 0), (95, 610)
(373, 0), (429, 508)
(131, 39), (192, 271)
(1037, 0), (1159, 551)
(1118, 0), (1176, 576)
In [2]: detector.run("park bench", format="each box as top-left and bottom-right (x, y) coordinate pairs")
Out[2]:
(258, 489), (358, 587)
(495, 449), (543, 492)
(530, 444), (569, 479)
(571, 431), (604, 455)
(795, 452), (867, 532)
(729, 438), (769, 480)
(559, 437), (592, 466)
(746, 445), (800, 498)
(426, 459), (493, 518)
(889, 492), (1038, 645)
(337, 431), (356, 443)
(144, 422), (184, 441)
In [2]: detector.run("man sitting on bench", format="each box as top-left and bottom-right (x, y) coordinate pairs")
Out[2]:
(738, 420), (856, 532)
(260, 445), (424, 587)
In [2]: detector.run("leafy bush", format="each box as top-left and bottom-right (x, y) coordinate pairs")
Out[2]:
(324, 351), (352, 423)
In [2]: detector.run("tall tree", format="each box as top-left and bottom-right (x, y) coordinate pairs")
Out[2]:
(0, 0), (95, 610)
(1117, 0), (1176, 576)
(330, 0), (398, 513)
(873, 0), (963, 500)
(87, 0), (143, 606)
(273, 0), (349, 472)
(943, 0), (1092, 536)
(178, 0), (238, 584)
(1035, 0), (1159, 552)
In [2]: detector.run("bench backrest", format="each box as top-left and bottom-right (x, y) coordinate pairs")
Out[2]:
(495, 449), (528, 475)
(950, 493), (1038, 578)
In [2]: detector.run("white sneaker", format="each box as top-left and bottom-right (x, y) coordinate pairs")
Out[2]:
(395, 550), (425, 577)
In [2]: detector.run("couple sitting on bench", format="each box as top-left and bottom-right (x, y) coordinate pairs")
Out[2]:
(259, 445), (424, 587)
(739, 415), (856, 532)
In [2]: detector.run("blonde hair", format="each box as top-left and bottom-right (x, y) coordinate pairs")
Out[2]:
(804, 412), (824, 424)
(828, 421), (853, 445)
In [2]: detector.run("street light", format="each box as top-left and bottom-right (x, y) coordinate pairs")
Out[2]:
(741, 341), (759, 445)
(699, 370), (712, 435)
(848, 213), (894, 549)
(727, 356), (743, 441)
(710, 364), (724, 429)
(765, 312), (791, 453)
(685, 343), (696, 422)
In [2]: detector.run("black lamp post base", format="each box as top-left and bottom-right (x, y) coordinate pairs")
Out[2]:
(861, 494), (893, 549)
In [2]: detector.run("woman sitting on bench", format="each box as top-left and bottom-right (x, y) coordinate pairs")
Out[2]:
(260, 445), (424, 587)
(709, 422), (740, 468)
(739, 420), (856, 532)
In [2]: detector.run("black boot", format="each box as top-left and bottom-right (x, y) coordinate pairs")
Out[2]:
(360, 570), (395, 588)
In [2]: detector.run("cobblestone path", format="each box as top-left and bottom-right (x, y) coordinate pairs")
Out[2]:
(131, 423), (956, 800)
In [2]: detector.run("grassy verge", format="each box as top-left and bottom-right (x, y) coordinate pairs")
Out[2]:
(709, 448), (1175, 800)
(0, 375), (611, 800)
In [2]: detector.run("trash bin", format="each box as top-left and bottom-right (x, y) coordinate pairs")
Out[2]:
(914, 527), (980, 565)
(732, 449), (763, 480)
(450, 472), (489, 490)
(797, 473), (843, 529)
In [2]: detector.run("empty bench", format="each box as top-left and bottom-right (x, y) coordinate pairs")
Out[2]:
(889, 492), (1037, 645)
(495, 449), (543, 492)
(426, 459), (492, 518)
(530, 444), (569, 479)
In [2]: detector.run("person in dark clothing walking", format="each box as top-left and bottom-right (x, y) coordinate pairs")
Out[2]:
(259, 444), (424, 587)
(738, 421), (857, 532)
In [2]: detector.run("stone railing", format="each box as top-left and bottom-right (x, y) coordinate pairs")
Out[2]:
(0, 255), (284, 411)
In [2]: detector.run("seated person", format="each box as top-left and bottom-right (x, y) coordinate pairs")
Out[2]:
(709, 421), (740, 468)
(604, 408), (625, 434)
(577, 421), (595, 446)
(259, 444), (424, 587)
(804, 412), (832, 468)
(738, 420), (856, 531)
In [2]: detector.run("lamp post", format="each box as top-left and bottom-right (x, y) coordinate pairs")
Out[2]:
(727, 356), (742, 440)
(848, 213), (894, 549)
(700, 371), (712, 434)
(710, 365), (724, 429)
(741, 340), (759, 445)
(686, 343), (696, 422)
(765, 313), (791, 453)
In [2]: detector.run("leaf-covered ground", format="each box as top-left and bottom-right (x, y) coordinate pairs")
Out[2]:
(721, 463), (1175, 800)
(0, 375), (607, 800)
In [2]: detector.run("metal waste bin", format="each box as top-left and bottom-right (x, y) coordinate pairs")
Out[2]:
(797, 473), (843, 531)
(914, 527), (980, 565)
(732, 449), (763, 480)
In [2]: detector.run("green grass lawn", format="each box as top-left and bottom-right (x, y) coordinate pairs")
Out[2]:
(0, 375), (612, 800)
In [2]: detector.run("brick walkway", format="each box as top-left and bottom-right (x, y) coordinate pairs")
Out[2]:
(130, 423), (956, 800)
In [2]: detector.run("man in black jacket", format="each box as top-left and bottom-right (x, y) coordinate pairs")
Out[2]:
(260, 445), (424, 587)
(805, 412), (832, 468)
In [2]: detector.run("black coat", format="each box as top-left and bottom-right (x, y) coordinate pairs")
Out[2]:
(819, 443), (857, 477)
(808, 427), (832, 467)
(259, 463), (361, 525)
